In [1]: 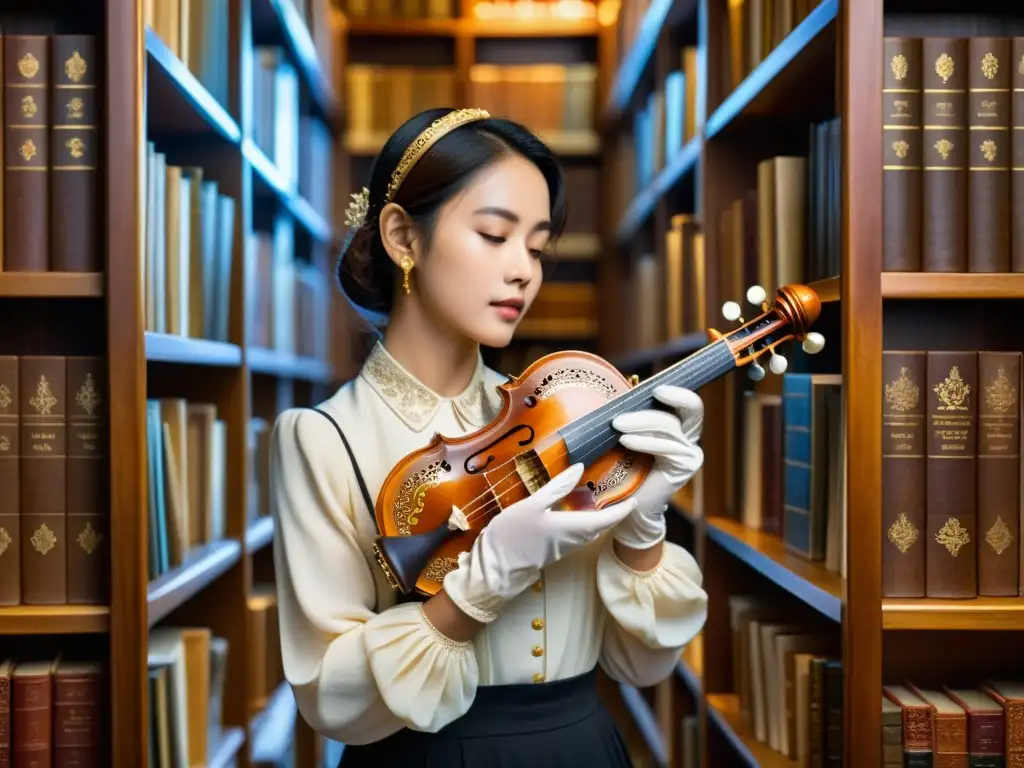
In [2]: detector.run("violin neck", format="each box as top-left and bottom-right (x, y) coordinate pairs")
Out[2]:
(559, 339), (736, 467)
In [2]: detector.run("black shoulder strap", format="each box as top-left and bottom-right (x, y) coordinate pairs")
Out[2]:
(308, 407), (377, 524)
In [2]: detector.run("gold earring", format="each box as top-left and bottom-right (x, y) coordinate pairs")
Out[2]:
(400, 256), (414, 295)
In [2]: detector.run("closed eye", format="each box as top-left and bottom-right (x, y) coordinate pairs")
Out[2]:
(479, 233), (505, 245)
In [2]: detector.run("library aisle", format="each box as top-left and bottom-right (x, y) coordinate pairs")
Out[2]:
(0, 0), (1021, 766)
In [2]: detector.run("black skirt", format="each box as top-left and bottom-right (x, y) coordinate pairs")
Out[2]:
(338, 668), (634, 768)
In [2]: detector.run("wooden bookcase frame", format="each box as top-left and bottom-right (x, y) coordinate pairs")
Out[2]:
(0, 1), (341, 767)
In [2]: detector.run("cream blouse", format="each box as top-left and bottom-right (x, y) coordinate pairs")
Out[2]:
(270, 341), (708, 746)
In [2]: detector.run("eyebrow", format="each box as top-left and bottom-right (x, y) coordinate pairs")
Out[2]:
(473, 206), (551, 232)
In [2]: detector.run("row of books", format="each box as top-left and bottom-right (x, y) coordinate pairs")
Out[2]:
(882, 350), (1023, 599)
(146, 398), (229, 582)
(0, 34), (101, 274)
(248, 584), (285, 718)
(0, 656), (104, 765)
(145, 0), (231, 109)
(341, 0), (455, 20)
(247, 417), (273, 526)
(0, 355), (108, 607)
(883, 36), (1024, 274)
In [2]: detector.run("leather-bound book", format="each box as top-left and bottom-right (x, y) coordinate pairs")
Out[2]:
(981, 681), (1024, 766)
(926, 351), (978, 598)
(50, 35), (99, 273)
(65, 357), (107, 605)
(3, 36), (49, 273)
(0, 660), (10, 767)
(976, 351), (1020, 596)
(882, 695), (903, 768)
(11, 658), (58, 768)
(1013, 38), (1024, 272)
(907, 684), (969, 768)
(967, 38), (1011, 273)
(922, 37), (968, 272)
(19, 356), (67, 605)
(883, 37), (923, 272)
(943, 687), (1005, 767)
(0, 357), (18, 606)
(882, 351), (927, 597)
(883, 685), (933, 767)
(53, 660), (104, 766)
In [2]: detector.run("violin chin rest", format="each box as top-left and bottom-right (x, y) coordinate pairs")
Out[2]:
(374, 523), (456, 594)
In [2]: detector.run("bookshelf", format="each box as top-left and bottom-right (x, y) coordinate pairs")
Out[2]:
(0, 0), (341, 766)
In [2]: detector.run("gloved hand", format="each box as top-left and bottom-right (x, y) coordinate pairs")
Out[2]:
(443, 463), (636, 623)
(610, 385), (704, 550)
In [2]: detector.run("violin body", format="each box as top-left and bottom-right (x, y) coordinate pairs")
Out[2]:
(373, 351), (654, 597)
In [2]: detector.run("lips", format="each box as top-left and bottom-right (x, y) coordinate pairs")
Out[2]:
(491, 298), (525, 309)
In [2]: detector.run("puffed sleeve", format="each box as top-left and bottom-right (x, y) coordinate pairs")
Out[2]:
(270, 408), (479, 745)
(594, 539), (707, 688)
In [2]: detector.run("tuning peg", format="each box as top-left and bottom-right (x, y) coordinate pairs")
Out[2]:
(746, 285), (767, 306)
(722, 301), (742, 322)
(801, 332), (826, 355)
(748, 362), (766, 381)
(768, 351), (788, 375)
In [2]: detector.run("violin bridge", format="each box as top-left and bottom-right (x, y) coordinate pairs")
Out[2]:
(514, 450), (550, 495)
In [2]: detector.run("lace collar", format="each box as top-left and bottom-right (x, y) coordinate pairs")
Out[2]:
(360, 341), (499, 431)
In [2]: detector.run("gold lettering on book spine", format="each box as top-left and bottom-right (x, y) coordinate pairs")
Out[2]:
(934, 366), (970, 410)
(30, 375), (57, 414)
(75, 373), (101, 415)
(888, 512), (920, 554)
(985, 368), (1016, 413)
(985, 516), (1013, 555)
(19, 139), (36, 163)
(935, 517), (970, 557)
(31, 523), (57, 555)
(17, 53), (39, 79)
(64, 51), (86, 82)
(935, 52), (955, 83)
(885, 367), (920, 411)
(891, 54), (908, 80)
(981, 52), (999, 80)
(77, 522), (102, 555)
(981, 139), (998, 163)
(20, 95), (36, 118)
(0, 384), (11, 412)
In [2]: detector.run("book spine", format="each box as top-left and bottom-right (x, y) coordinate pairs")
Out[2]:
(54, 666), (104, 767)
(12, 671), (51, 766)
(1013, 38), (1024, 272)
(882, 351), (927, 597)
(926, 350), (978, 598)
(782, 373), (817, 558)
(0, 671), (8, 768)
(0, 358), (19, 606)
(977, 351), (1020, 596)
(922, 37), (968, 272)
(50, 35), (100, 273)
(65, 357), (108, 605)
(967, 37), (1012, 272)
(883, 37), (923, 271)
(3, 36), (49, 272)
(935, 712), (970, 768)
(19, 356), (67, 605)
(824, 660), (843, 766)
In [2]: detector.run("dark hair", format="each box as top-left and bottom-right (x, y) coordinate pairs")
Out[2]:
(338, 108), (567, 315)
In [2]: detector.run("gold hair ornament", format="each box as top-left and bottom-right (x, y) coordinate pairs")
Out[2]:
(345, 187), (370, 230)
(385, 108), (491, 203)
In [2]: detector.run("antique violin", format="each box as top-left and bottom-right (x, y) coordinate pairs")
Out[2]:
(372, 282), (825, 596)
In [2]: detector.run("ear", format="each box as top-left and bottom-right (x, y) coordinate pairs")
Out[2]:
(378, 202), (419, 267)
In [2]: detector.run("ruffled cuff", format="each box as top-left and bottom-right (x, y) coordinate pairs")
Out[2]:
(596, 538), (707, 650)
(363, 602), (479, 733)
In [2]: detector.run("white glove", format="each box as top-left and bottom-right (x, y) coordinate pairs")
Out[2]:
(610, 385), (704, 550)
(443, 463), (637, 623)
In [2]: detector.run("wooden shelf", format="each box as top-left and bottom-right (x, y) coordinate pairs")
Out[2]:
(614, 137), (701, 246)
(675, 633), (702, 695)
(706, 517), (843, 623)
(0, 272), (103, 297)
(604, 0), (698, 122)
(250, 0), (342, 132)
(244, 139), (334, 242)
(707, 694), (798, 767)
(209, 726), (247, 768)
(147, 538), (243, 627)
(883, 598), (1024, 631)
(343, 17), (599, 37)
(619, 683), (669, 768)
(536, 130), (601, 156)
(0, 605), (110, 635)
(144, 27), (241, 143)
(704, 0), (838, 139)
(145, 332), (243, 367)
(248, 347), (334, 382)
(250, 681), (298, 764)
(246, 516), (275, 553)
(881, 272), (1024, 299)
(612, 330), (707, 372)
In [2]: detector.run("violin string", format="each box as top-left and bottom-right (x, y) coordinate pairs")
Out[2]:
(445, 346), (726, 528)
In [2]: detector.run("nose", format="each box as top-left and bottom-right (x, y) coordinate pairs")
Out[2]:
(504, 241), (533, 284)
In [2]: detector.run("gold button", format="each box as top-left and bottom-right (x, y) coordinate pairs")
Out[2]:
(532, 673), (546, 683)
(532, 645), (544, 657)
(531, 618), (544, 630)
(532, 579), (544, 592)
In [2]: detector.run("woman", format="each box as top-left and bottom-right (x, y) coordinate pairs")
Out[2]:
(270, 107), (708, 767)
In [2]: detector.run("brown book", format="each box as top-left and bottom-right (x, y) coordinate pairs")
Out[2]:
(883, 37), (923, 272)
(50, 35), (100, 273)
(981, 681), (1024, 765)
(906, 684), (969, 768)
(0, 358), (18, 606)
(882, 351), (927, 597)
(967, 37), (1011, 273)
(882, 695), (903, 768)
(65, 357), (108, 605)
(976, 351), (1020, 596)
(19, 356), (67, 605)
(3, 36), (49, 273)
(53, 660), (104, 767)
(12, 658), (58, 768)
(922, 37), (968, 272)
(925, 351), (978, 598)
(1013, 38), (1024, 272)
(883, 685), (933, 765)
(0, 659), (11, 767)
(943, 687), (1005, 766)
(761, 400), (783, 537)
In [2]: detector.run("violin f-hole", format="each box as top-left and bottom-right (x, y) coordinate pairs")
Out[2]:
(465, 424), (536, 474)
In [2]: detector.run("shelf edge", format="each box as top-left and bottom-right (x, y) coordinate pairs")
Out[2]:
(147, 539), (243, 627)
(613, 138), (701, 246)
(145, 332), (243, 367)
